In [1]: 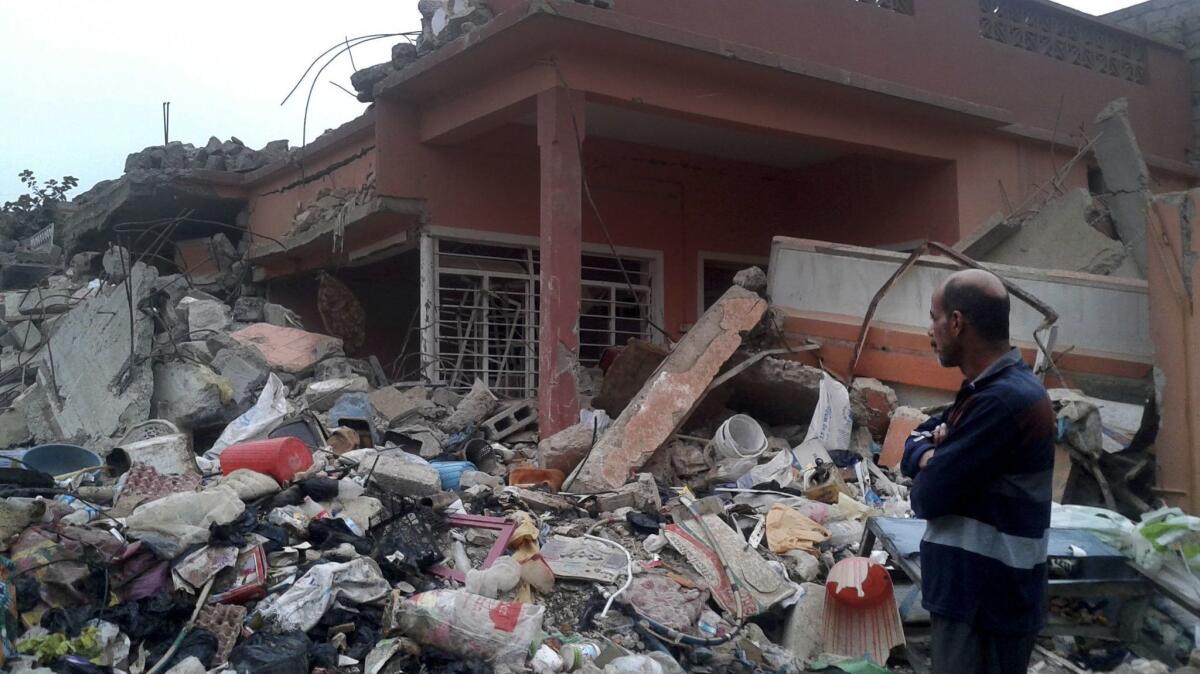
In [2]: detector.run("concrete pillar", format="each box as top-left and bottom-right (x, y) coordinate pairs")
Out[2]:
(536, 87), (585, 436)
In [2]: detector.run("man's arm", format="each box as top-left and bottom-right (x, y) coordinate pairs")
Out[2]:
(900, 414), (944, 479)
(909, 394), (1014, 520)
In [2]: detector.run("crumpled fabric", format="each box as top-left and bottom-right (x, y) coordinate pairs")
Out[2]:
(255, 557), (390, 632)
(125, 485), (245, 559)
(765, 503), (831, 555)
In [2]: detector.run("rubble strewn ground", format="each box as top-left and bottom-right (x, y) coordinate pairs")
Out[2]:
(0, 46), (1195, 672)
(0, 239), (1192, 674)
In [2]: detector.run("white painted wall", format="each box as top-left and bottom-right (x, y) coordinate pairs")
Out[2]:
(768, 238), (1152, 359)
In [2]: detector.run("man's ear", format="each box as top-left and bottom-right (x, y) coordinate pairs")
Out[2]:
(949, 310), (965, 336)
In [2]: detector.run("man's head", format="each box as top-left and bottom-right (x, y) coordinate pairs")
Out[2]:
(928, 269), (1010, 368)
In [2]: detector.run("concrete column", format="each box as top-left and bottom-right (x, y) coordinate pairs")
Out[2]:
(536, 87), (585, 436)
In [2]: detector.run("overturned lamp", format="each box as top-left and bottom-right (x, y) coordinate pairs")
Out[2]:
(822, 557), (905, 666)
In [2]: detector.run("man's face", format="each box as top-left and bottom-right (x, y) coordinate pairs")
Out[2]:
(928, 287), (962, 368)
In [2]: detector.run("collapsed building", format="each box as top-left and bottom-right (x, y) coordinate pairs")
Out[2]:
(2, 0), (1200, 672)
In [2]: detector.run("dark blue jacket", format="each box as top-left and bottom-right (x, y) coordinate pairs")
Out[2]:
(901, 349), (1055, 634)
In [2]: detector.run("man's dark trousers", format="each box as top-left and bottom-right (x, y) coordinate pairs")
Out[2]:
(930, 614), (1037, 674)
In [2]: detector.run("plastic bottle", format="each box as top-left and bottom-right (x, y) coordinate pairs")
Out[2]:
(560, 641), (602, 671)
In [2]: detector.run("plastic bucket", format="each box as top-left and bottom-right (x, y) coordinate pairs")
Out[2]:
(430, 460), (477, 490)
(220, 437), (313, 483)
(22, 444), (102, 477)
(710, 415), (768, 459)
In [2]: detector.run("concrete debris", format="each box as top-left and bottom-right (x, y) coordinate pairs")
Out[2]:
(591, 339), (669, 418)
(210, 344), (270, 410)
(0, 190), (1185, 674)
(538, 419), (597, 474)
(230, 323), (343, 375)
(440, 377), (498, 434)
(978, 189), (1132, 277)
(1094, 98), (1151, 276)
(732, 265), (768, 295)
(370, 385), (437, 424)
(124, 137), (292, 175)
(150, 360), (232, 429)
(572, 285), (768, 492)
(180, 296), (233, 337)
(303, 375), (372, 412)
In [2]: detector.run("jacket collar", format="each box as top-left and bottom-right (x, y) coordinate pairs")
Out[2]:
(967, 347), (1023, 390)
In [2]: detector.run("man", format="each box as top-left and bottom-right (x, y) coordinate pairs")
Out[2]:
(901, 269), (1055, 674)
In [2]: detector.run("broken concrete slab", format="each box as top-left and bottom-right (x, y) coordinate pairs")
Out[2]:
(365, 449), (441, 497)
(593, 472), (661, 514)
(29, 262), (157, 447)
(4, 321), (41, 352)
(538, 421), (597, 475)
(210, 344), (270, 409)
(303, 376), (371, 413)
(782, 583), (826, 664)
(440, 378), (498, 434)
(177, 340), (213, 365)
(591, 339), (669, 418)
(102, 245), (133, 283)
(230, 323), (343, 375)
(369, 385), (437, 424)
(572, 286), (769, 493)
(232, 297), (266, 323)
(953, 213), (1021, 259)
(979, 189), (1129, 276)
(151, 360), (233, 429)
(0, 407), (31, 448)
(314, 356), (372, 381)
(1094, 98), (1151, 276)
(180, 297), (233, 337)
(262, 302), (300, 327)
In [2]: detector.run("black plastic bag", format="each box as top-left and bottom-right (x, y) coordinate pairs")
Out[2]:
(228, 630), (312, 674)
(299, 477), (340, 501)
(307, 518), (371, 554)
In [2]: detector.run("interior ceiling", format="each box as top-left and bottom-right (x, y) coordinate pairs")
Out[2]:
(518, 102), (843, 169)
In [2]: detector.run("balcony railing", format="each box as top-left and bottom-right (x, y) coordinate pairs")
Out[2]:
(980, 0), (1148, 84)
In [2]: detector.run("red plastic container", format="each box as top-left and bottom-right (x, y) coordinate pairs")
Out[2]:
(220, 437), (313, 484)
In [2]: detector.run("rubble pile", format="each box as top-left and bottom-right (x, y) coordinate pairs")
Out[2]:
(124, 137), (293, 175)
(0, 246), (1189, 674)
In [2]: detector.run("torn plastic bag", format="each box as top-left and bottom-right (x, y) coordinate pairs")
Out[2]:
(206, 374), (289, 459)
(254, 557), (390, 632)
(386, 589), (544, 664)
(124, 485), (245, 559)
(735, 448), (798, 490)
(803, 374), (853, 451)
(228, 630), (311, 674)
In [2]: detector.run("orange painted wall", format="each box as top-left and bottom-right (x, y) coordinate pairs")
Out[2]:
(244, 131), (378, 249)
(1147, 190), (1200, 508)
(488, 0), (1192, 164)
(373, 104), (969, 334)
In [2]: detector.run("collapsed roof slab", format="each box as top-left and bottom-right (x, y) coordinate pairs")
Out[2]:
(59, 171), (246, 258)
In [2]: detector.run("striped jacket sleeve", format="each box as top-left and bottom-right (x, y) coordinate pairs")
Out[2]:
(908, 394), (1014, 520)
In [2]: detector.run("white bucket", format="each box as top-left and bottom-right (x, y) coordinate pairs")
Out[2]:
(710, 414), (768, 460)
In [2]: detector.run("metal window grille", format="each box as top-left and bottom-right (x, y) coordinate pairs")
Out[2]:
(431, 238), (653, 398)
(855, 0), (914, 16)
(979, 0), (1147, 84)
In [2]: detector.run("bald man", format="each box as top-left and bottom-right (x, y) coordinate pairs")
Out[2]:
(900, 269), (1055, 674)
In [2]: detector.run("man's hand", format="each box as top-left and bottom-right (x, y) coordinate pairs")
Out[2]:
(919, 449), (936, 468)
(932, 423), (948, 446)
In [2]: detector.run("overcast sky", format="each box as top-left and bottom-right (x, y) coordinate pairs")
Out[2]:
(0, 0), (1146, 203)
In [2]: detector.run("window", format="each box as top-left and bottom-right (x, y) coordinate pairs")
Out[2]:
(700, 255), (769, 312)
(429, 237), (655, 398)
